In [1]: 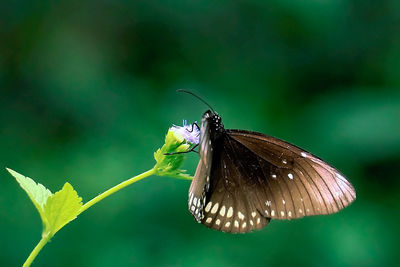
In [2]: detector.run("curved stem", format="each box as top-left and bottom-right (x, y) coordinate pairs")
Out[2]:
(23, 233), (50, 267)
(23, 168), (156, 267)
(78, 168), (155, 214)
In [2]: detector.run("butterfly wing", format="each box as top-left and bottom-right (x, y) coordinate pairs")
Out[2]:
(200, 140), (270, 233)
(189, 121), (356, 233)
(188, 117), (270, 233)
(226, 129), (356, 220)
(188, 117), (213, 222)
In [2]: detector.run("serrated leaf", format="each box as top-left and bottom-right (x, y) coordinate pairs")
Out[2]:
(6, 168), (52, 223)
(43, 182), (83, 236)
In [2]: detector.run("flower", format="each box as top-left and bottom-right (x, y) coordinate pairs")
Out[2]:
(152, 121), (198, 180)
(170, 120), (200, 145)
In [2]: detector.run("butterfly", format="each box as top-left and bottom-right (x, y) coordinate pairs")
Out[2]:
(187, 108), (356, 233)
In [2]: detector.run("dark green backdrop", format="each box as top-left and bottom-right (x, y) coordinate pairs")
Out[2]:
(1, 1), (399, 266)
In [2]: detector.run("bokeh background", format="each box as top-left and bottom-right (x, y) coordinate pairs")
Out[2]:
(1, 1), (400, 266)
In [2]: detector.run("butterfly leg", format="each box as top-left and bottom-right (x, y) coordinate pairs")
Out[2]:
(186, 122), (200, 133)
(164, 143), (199, 155)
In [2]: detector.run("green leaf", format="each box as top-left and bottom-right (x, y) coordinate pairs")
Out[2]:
(43, 182), (83, 236)
(6, 168), (52, 223)
(7, 168), (83, 238)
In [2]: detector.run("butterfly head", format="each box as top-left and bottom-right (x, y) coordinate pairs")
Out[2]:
(203, 110), (224, 138)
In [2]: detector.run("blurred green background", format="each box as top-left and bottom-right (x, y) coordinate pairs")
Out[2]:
(1, 0), (400, 266)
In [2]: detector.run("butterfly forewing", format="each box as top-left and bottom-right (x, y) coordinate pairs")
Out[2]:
(227, 130), (356, 219)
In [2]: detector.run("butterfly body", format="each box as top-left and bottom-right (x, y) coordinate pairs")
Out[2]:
(188, 110), (356, 233)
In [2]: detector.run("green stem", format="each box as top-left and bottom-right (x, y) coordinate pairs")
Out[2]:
(23, 233), (50, 267)
(23, 168), (156, 267)
(78, 168), (155, 214)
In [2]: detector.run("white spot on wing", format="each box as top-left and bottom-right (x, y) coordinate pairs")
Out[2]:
(227, 207), (233, 218)
(189, 193), (193, 205)
(251, 212), (256, 218)
(311, 158), (320, 164)
(301, 152), (307, 157)
(288, 173), (294, 179)
(206, 217), (212, 223)
(336, 173), (346, 181)
(205, 202), (212, 212)
(219, 206), (226, 216)
(271, 210), (275, 216)
(211, 203), (219, 214)
(225, 222), (230, 228)
(238, 211), (245, 220)
(234, 220), (239, 228)
(216, 219), (221, 225)
(242, 222), (247, 228)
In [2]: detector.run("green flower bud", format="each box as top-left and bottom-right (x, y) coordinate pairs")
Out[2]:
(153, 123), (199, 180)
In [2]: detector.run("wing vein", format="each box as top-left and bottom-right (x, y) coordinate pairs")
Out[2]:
(295, 162), (329, 214)
(303, 160), (340, 212)
(255, 156), (280, 218)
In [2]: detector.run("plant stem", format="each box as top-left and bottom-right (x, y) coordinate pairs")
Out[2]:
(23, 233), (50, 267)
(23, 168), (156, 267)
(78, 168), (156, 214)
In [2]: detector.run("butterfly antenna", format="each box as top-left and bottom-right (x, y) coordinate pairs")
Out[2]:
(177, 89), (215, 112)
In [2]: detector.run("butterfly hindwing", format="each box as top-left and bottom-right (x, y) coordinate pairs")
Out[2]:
(200, 137), (270, 233)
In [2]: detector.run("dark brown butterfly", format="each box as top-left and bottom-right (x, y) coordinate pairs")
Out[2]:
(188, 109), (356, 233)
